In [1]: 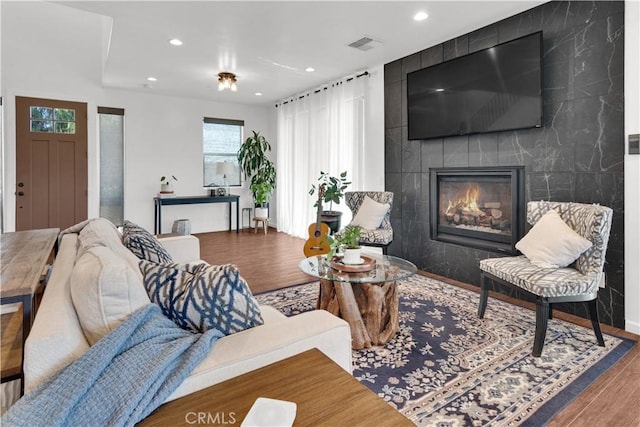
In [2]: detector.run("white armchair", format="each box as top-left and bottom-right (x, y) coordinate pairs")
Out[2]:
(341, 191), (394, 254)
(478, 201), (613, 357)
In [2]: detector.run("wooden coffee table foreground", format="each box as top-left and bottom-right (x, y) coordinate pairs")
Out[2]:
(141, 349), (412, 426)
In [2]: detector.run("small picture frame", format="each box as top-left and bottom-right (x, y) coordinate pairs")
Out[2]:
(209, 187), (227, 197)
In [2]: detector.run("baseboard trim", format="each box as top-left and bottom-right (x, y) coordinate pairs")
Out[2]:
(625, 320), (640, 335)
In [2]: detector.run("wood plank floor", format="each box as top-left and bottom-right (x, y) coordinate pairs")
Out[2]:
(196, 230), (640, 426)
(197, 228), (314, 295)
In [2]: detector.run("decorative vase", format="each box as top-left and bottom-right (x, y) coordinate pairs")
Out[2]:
(172, 219), (191, 235)
(342, 248), (362, 264)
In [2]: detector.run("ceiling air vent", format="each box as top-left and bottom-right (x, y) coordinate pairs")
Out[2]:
(347, 36), (381, 51)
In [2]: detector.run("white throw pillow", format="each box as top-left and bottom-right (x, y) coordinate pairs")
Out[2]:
(515, 209), (593, 268)
(70, 246), (150, 345)
(350, 196), (390, 230)
(78, 217), (143, 277)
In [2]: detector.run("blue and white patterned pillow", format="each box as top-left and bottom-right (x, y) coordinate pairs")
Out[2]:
(139, 260), (264, 335)
(122, 220), (173, 264)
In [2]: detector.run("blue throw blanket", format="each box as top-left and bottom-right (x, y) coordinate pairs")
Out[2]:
(3, 304), (222, 426)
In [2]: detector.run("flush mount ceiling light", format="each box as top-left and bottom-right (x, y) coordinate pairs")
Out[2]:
(218, 72), (238, 91)
(305, 67), (315, 72)
(414, 11), (429, 21)
(146, 77), (157, 82)
(169, 38), (183, 46)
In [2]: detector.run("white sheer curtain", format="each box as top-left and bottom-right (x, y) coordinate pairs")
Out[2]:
(276, 75), (368, 238)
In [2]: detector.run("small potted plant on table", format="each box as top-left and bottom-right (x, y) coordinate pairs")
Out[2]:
(327, 225), (362, 264)
(159, 175), (177, 197)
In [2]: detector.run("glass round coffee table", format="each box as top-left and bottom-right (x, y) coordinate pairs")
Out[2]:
(299, 254), (417, 349)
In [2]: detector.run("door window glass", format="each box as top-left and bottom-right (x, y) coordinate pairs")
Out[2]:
(30, 106), (76, 134)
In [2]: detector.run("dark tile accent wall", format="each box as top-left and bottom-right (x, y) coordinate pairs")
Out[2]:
(384, 1), (625, 328)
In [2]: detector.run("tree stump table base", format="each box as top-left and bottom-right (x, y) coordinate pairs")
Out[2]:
(318, 278), (400, 349)
(300, 254), (416, 350)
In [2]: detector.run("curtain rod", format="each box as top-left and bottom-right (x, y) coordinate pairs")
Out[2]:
(275, 71), (369, 108)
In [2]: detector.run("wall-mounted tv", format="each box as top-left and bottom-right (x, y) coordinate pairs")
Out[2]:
(407, 31), (543, 140)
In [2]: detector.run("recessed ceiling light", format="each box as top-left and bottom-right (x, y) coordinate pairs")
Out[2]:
(146, 77), (157, 82)
(169, 38), (183, 46)
(255, 92), (263, 96)
(414, 11), (429, 21)
(435, 88), (444, 92)
(305, 67), (315, 72)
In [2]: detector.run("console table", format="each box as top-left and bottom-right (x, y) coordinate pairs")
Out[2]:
(153, 195), (240, 234)
(1, 228), (59, 389)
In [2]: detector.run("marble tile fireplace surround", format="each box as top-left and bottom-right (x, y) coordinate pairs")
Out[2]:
(383, 1), (625, 328)
(430, 167), (525, 255)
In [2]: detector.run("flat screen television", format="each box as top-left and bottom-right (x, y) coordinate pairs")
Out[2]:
(407, 31), (543, 140)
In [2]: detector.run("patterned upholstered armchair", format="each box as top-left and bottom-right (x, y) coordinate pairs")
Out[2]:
(478, 201), (613, 357)
(340, 191), (394, 254)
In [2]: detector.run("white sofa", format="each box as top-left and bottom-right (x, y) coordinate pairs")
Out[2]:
(24, 218), (352, 404)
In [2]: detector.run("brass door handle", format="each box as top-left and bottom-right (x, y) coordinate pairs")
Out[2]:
(17, 191), (25, 196)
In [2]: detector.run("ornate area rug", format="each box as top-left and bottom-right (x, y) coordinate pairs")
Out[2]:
(255, 275), (634, 426)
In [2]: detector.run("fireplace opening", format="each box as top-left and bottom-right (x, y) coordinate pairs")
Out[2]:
(430, 167), (525, 254)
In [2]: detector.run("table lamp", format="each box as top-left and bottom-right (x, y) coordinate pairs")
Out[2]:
(216, 161), (235, 196)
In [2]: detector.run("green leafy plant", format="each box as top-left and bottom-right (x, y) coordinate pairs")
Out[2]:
(250, 181), (273, 206)
(237, 131), (276, 206)
(326, 225), (362, 260)
(309, 171), (351, 212)
(340, 225), (362, 249)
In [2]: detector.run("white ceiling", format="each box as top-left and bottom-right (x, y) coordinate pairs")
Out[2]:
(57, 1), (546, 106)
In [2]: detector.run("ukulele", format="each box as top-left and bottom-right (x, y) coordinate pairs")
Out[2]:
(303, 185), (331, 257)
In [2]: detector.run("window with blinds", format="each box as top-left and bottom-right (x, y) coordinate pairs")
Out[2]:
(203, 117), (243, 187)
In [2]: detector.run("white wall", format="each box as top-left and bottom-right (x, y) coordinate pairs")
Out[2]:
(107, 90), (273, 233)
(1, 1), (273, 234)
(624, 0), (640, 335)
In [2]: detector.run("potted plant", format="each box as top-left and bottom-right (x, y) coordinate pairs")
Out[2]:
(250, 181), (273, 217)
(327, 225), (362, 264)
(309, 171), (351, 234)
(160, 175), (177, 195)
(238, 131), (276, 217)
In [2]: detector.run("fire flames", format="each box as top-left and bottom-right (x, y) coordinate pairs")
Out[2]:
(444, 183), (483, 216)
(442, 182), (510, 233)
